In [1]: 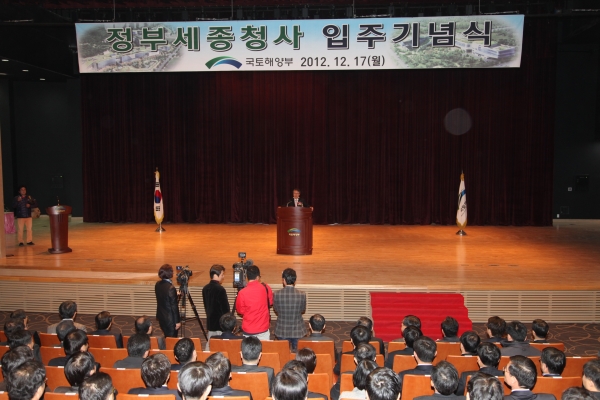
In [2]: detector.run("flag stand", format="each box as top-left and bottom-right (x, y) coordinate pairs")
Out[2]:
(155, 223), (165, 232)
(456, 229), (467, 236)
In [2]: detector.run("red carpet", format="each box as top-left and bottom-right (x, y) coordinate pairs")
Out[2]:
(370, 293), (472, 342)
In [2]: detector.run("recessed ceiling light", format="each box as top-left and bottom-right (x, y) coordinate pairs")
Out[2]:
(23, 69), (29, 72)
(1, 59), (8, 62)
(40, 78), (45, 81)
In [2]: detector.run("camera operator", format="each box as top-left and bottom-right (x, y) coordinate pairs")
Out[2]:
(236, 265), (273, 341)
(202, 264), (230, 350)
(155, 264), (181, 338)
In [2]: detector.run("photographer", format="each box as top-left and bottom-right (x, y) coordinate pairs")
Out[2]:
(155, 264), (181, 338)
(236, 265), (273, 341)
(202, 264), (230, 350)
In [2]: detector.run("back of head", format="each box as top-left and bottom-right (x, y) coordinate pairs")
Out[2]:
(64, 330), (89, 356)
(59, 301), (78, 319)
(467, 372), (503, 400)
(4, 318), (25, 340)
(241, 336), (262, 362)
(8, 330), (33, 350)
(354, 343), (376, 363)
(350, 325), (371, 347)
(178, 362), (213, 400)
(441, 316), (459, 337)
(295, 348), (316, 374)
(205, 352), (231, 389)
(562, 387), (594, 400)
(282, 268), (297, 285)
(487, 316), (506, 337)
(219, 314), (237, 333)
(141, 353), (171, 388)
(309, 314), (326, 332)
(7, 359), (46, 400)
(246, 265), (260, 281)
(1, 346), (34, 378)
(127, 333), (150, 357)
(56, 320), (77, 342)
(158, 264), (174, 280)
(541, 347), (566, 375)
(353, 360), (378, 391)
(460, 331), (481, 353)
(79, 371), (113, 400)
(431, 361), (459, 395)
(366, 367), (401, 400)
(508, 355), (537, 389)
(532, 319), (549, 339)
(10, 310), (27, 322)
(65, 352), (97, 387)
(135, 316), (152, 334)
(402, 315), (421, 331)
(174, 338), (196, 364)
(357, 317), (373, 332)
(506, 321), (528, 342)
(403, 326), (422, 348)
(282, 360), (308, 381)
(209, 264), (225, 279)
(477, 342), (501, 368)
(413, 337), (437, 363)
(271, 369), (308, 400)
(95, 311), (112, 330)
(584, 359), (600, 391)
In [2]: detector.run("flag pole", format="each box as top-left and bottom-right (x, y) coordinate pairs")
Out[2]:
(154, 168), (166, 232)
(456, 171), (467, 236)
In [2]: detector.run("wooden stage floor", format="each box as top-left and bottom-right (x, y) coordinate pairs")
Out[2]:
(1, 217), (600, 291)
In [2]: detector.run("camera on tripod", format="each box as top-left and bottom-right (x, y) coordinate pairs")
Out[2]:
(176, 265), (193, 286)
(232, 252), (253, 289)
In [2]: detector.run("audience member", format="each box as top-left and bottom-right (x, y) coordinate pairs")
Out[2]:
(333, 325), (372, 375)
(540, 347), (566, 376)
(415, 361), (464, 400)
(205, 352), (253, 399)
(79, 371), (115, 400)
(6, 360), (46, 400)
(135, 315), (166, 350)
(483, 317), (506, 343)
(460, 331), (481, 356)
(0, 346), (34, 392)
(177, 362), (213, 400)
(365, 367), (401, 400)
(582, 359), (600, 400)
(8, 330), (41, 363)
(54, 351), (97, 393)
(272, 369), (308, 400)
(307, 314), (334, 341)
(384, 326), (422, 369)
(231, 336), (274, 386)
(398, 336), (437, 393)
(89, 311), (123, 348)
(562, 388), (594, 400)
(10, 310), (41, 347)
(296, 348), (317, 374)
(503, 355), (556, 400)
(236, 265), (274, 341)
(1, 318), (25, 345)
(501, 321), (541, 357)
(439, 317), (460, 342)
(532, 320), (551, 343)
(49, 330), (89, 366)
(128, 353), (182, 400)
(282, 360), (327, 399)
(466, 372), (503, 400)
(357, 317), (385, 355)
(331, 343), (377, 400)
(455, 342), (503, 395)
(340, 359), (378, 400)
(173, 338), (197, 371)
(273, 268), (307, 352)
(211, 314), (242, 339)
(391, 315), (422, 342)
(113, 332), (150, 368)
(47, 301), (87, 333)
(55, 320), (77, 347)
(202, 264), (230, 350)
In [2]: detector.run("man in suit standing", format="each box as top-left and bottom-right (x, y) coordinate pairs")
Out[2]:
(128, 353), (182, 400)
(155, 264), (181, 338)
(274, 268), (307, 352)
(398, 336), (437, 394)
(202, 264), (230, 350)
(287, 189), (310, 207)
(503, 356), (556, 400)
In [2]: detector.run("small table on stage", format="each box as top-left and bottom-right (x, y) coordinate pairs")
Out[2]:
(277, 207), (313, 255)
(4, 212), (16, 234)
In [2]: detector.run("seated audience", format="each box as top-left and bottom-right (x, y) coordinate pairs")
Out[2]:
(296, 347), (317, 374)
(583, 359), (600, 400)
(49, 330), (89, 366)
(135, 315), (166, 350)
(384, 326), (422, 369)
(531, 319), (550, 343)
(333, 325), (372, 375)
(205, 351), (253, 399)
(562, 388), (594, 400)
(357, 317), (385, 355)
(365, 367), (401, 400)
(503, 355), (556, 400)
(7, 359), (46, 400)
(0, 346), (34, 392)
(460, 331), (481, 356)
(483, 317), (506, 343)
(231, 336), (274, 386)
(173, 338), (197, 371)
(55, 320), (77, 347)
(398, 336), (437, 393)
(500, 321), (541, 357)
(307, 314), (334, 341)
(54, 351), (97, 393)
(8, 330), (41, 363)
(113, 332), (150, 368)
(466, 372), (503, 400)
(391, 315), (422, 342)
(540, 347), (566, 377)
(10, 310), (41, 347)
(79, 371), (115, 400)
(272, 369), (308, 400)
(283, 360), (328, 399)
(331, 343), (377, 400)
(89, 311), (123, 348)
(128, 353), (182, 400)
(47, 301), (88, 333)
(211, 314), (242, 340)
(177, 361), (213, 400)
(1, 318), (25, 346)
(415, 361), (464, 400)
(340, 359), (378, 400)
(439, 316), (460, 342)
(455, 342), (503, 395)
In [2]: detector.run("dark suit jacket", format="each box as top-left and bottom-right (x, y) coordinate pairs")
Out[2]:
(129, 386), (182, 400)
(589, 392), (600, 400)
(47, 320), (88, 334)
(483, 336), (504, 343)
(113, 356), (145, 369)
(333, 351), (353, 376)
(48, 356), (68, 367)
(53, 386), (78, 394)
(500, 341), (542, 357)
(504, 390), (556, 400)
(456, 366), (503, 395)
(273, 285), (307, 339)
(438, 336), (460, 343)
(306, 333), (336, 341)
(211, 385), (253, 400)
(287, 198), (310, 207)
(415, 394), (466, 400)
(398, 364), (434, 392)
(155, 279), (181, 337)
(89, 329), (124, 348)
(212, 331), (243, 339)
(231, 364), (274, 388)
(372, 337), (385, 356)
(202, 280), (230, 332)
(384, 347), (413, 369)
(308, 391), (328, 400)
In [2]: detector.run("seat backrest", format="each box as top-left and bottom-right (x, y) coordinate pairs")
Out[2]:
(259, 352), (281, 374)
(341, 354), (384, 373)
(433, 343), (461, 365)
(45, 366), (70, 390)
(530, 343), (566, 352)
(465, 375), (511, 396)
(392, 355), (417, 374)
(209, 339), (243, 366)
(40, 346), (66, 365)
(562, 357), (596, 378)
(88, 335), (118, 349)
(260, 340), (292, 370)
(44, 393), (79, 400)
(149, 349), (177, 364)
(102, 368), (145, 394)
(297, 340), (336, 366)
(445, 355), (479, 375)
(307, 373), (330, 398)
(0, 331), (6, 342)
(167, 370), (179, 390)
(208, 397), (250, 400)
(387, 342), (407, 353)
(313, 354), (334, 387)
(0, 392), (7, 400)
(533, 376), (583, 399)
(341, 341), (382, 354)
(229, 372), (270, 400)
(39, 333), (61, 347)
(401, 374), (434, 400)
(119, 395), (175, 400)
(165, 337), (202, 351)
(340, 373), (354, 394)
(89, 348), (128, 369)
(197, 351), (229, 362)
(498, 356), (541, 371)
(0, 346), (9, 360)
(123, 336), (160, 350)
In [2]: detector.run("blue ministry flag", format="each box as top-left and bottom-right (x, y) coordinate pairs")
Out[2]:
(456, 173), (467, 229)
(154, 168), (164, 225)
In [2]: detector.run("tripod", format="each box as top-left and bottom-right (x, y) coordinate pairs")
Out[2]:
(179, 283), (208, 340)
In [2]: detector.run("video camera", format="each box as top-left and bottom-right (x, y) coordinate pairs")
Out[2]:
(176, 265), (193, 286)
(232, 252), (253, 289)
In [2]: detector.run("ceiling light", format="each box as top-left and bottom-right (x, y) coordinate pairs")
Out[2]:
(1, 59), (8, 62)
(40, 78), (46, 81)
(23, 69), (29, 72)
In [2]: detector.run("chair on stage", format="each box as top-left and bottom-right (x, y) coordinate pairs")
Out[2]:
(297, 340), (336, 367)
(39, 333), (61, 347)
(562, 356), (595, 378)
(230, 372), (270, 400)
(102, 368), (145, 394)
(89, 348), (128, 369)
(209, 339), (243, 366)
(197, 351), (229, 362)
(433, 343), (461, 365)
(119, 395), (175, 400)
(498, 356), (540, 371)
(341, 354), (384, 373)
(340, 373), (354, 394)
(533, 376), (582, 399)
(401, 374), (434, 400)
(530, 343), (566, 352)
(87, 335), (118, 349)
(259, 352), (281, 374)
(387, 342), (407, 353)
(261, 341), (292, 371)
(313, 354), (334, 387)
(165, 337), (202, 351)
(446, 355), (479, 375)
(123, 336), (160, 350)
(307, 373), (330, 399)
(342, 341), (382, 354)
(44, 393), (79, 400)
(392, 355), (417, 374)
(45, 366), (69, 390)
(149, 349), (177, 364)
(40, 346), (66, 365)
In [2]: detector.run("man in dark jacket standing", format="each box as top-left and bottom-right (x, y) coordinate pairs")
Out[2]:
(155, 264), (181, 338)
(13, 185), (37, 246)
(202, 264), (230, 350)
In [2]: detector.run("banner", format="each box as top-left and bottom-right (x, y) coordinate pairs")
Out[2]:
(75, 15), (523, 73)
(154, 169), (164, 225)
(456, 173), (467, 230)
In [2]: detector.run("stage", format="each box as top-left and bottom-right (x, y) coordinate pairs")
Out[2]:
(0, 217), (599, 323)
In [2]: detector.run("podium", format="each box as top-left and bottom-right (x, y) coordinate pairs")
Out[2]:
(46, 205), (72, 254)
(277, 207), (313, 255)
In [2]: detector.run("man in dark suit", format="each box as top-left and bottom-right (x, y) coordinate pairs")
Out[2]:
(483, 316), (506, 343)
(177, 362), (213, 400)
(49, 330), (89, 367)
(287, 188), (310, 207)
(398, 336), (437, 394)
(467, 372), (504, 400)
(283, 360), (328, 399)
(8, 329), (42, 363)
(459, 331), (480, 356)
(53, 351), (97, 393)
(273, 369), (308, 400)
(331, 343), (377, 400)
(202, 264), (230, 350)
(0, 346), (34, 392)
(231, 336), (274, 387)
(6, 360), (46, 400)
(438, 316), (460, 343)
(205, 352), (253, 400)
(155, 264), (181, 338)
(113, 333), (150, 368)
(135, 315), (166, 350)
(532, 320), (559, 345)
(47, 301), (88, 333)
(366, 367), (401, 400)
(583, 360), (600, 400)
(503, 356), (556, 400)
(415, 361), (465, 400)
(455, 342), (504, 395)
(89, 311), (123, 348)
(128, 353), (182, 400)
(274, 268), (307, 352)
(540, 347), (565, 377)
(390, 315), (422, 343)
(357, 317), (385, 355)
(306, 314), (335, 341)
(333, 325), (372, 375)
(172, 338), (197, 371)
(500, 321), (541, 357)
(10, 310), (41, 347)
(385, 326), (421, 369)
(211, 314), (243, 340)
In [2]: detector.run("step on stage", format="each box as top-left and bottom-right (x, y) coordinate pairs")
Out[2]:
(1, 217), (599, 323)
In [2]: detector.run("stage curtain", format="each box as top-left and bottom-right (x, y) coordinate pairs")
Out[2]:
(82, 18), (556, 226)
